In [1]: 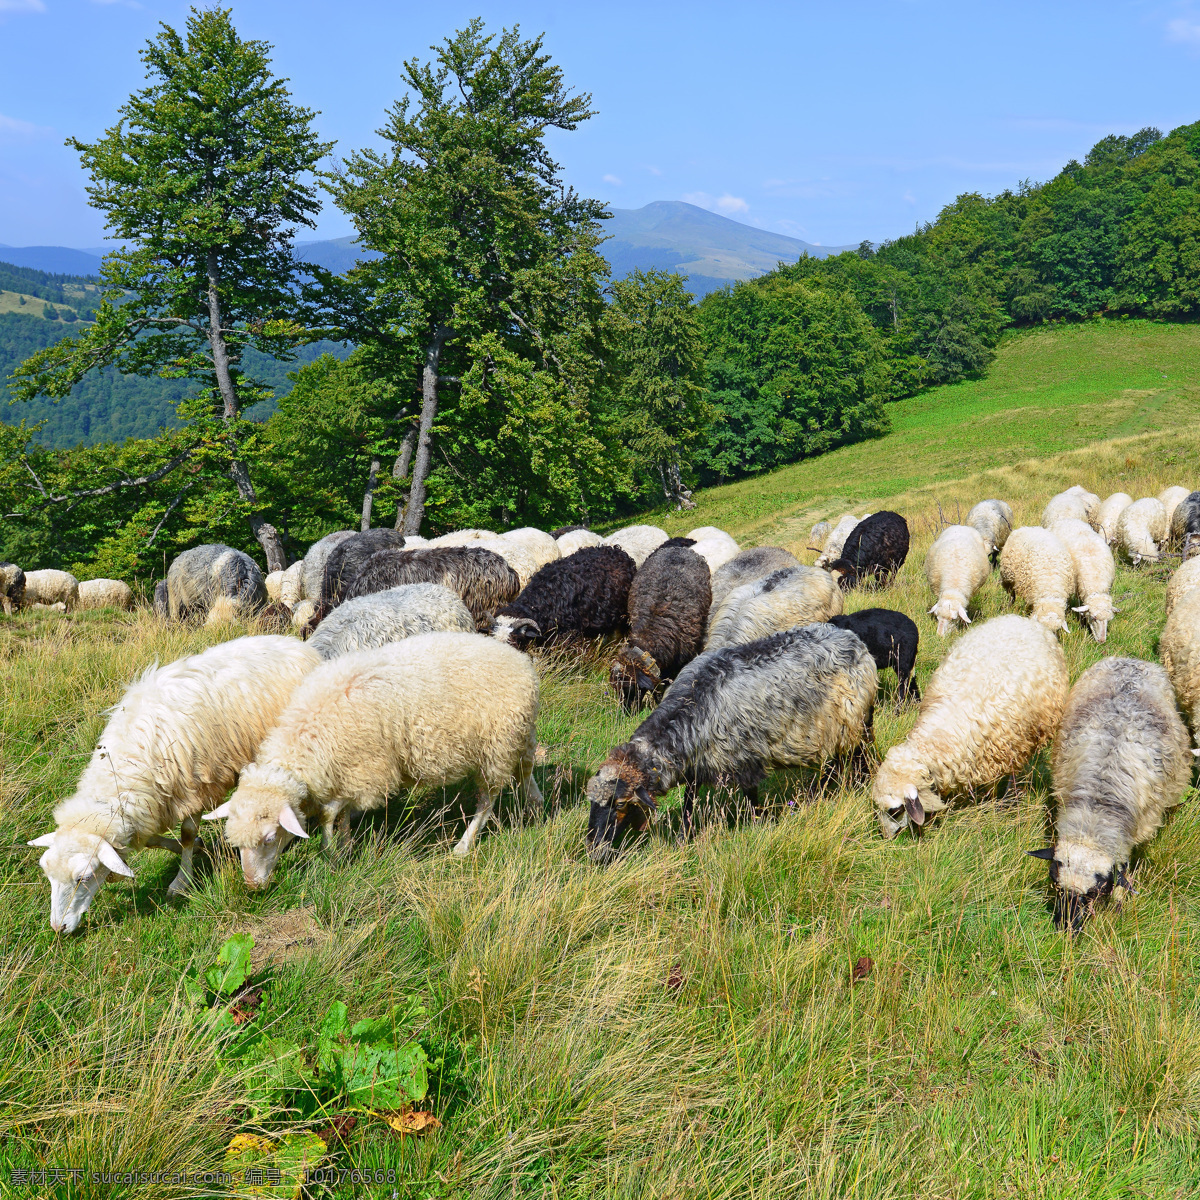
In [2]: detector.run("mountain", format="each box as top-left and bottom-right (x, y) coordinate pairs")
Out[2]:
(602, 202), (858, 296)
(0, 244), (105, 276)
(294, 235), (378, 275)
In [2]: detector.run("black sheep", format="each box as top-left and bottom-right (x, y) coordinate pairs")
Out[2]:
(321, 528), (407, 605)
(551, 524), (590, 539)
(610, 543), (712, 711)
(1171, 490), (1200, 554)
(828, 608), (920, 705)
(492, 545), (637, 647)
(828, 511), (909, 590)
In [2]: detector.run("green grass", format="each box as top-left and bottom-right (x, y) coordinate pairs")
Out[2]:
(3, 320), (1200, 1198)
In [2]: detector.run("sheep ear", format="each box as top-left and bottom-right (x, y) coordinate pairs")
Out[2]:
(27, 833), (56, 848)
(635, 785), (657, 810)
(928, 605), (938, 616)
(903, 793), (925, 826)
(278, 806), (309, 839)
(203, 801), (233, 822)
(1027, 848), (1055, 860)
(958, 607), (971, 624)
(1072, 605), (1089, 613)
(96, 840), (134, 878)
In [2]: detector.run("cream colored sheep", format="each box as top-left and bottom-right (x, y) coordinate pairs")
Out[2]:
(1116, 497), (1168, 564)
(1094, 493), (1132, 544)
(207, 632), (542, 883)
(279, 560), (304, 609)
(688, 532), (740, 574)
(873, 615), (1069, 838)
(264, 570), (284, 602)
(24, 569), (80, 611)
(704, 565), (843, 651)
(557, 529), (603, 556)
(686, 526), (731, 542)
(925, 525), (989, 636)
(28, 636), (321, 933)
(966, 499), (1013, 558)
(1166, 556), (1200, 616)
(429, 528), (496, 548)
(603, 525), (669, 567)
(1159, 486), (1191, 531)
(77, 579), (134, 611)
(1161, 589), (1200, 750)
(814, 514), (867, 569)
(809, 520), (832, 550)
(500, 527), (561, 574)
(1048, 517), (1117, 642)
(475, 537), (540, 588)
(999, 526), (1074, 633)
(291, 599), (318, 630)
(1041, 486), (1100, 528)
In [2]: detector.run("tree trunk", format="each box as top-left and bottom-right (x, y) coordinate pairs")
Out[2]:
(392, 423), (417, 530)
(659, 460), (696, 511)
(206, 249), (288, 570)
(403, 324), (451, 536)
(360, 455), (381, 531)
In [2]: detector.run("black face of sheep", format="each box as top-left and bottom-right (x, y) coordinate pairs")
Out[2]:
(585, 764), (657, 861)
(609, 657), (659, 713)
(1028, 847), (1118, 933)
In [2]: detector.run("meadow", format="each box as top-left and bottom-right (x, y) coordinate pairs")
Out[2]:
(2, 321), (1200, 1199)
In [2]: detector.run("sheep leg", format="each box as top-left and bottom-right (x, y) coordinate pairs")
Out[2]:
(146, 834), (184, 853)
(742, 784), (760, 822)
(453, 788), (494, 856)
(166, 814), (200, 897)
(681, 778), (698, 842)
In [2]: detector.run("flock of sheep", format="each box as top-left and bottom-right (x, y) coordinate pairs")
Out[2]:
(14, 481), (1200, 935)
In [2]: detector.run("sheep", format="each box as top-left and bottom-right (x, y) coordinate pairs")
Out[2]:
(1048, 517), (1117, 642)
(688, 532), (740, 574)
(809, 520), (832, 551)
(500, 527), (561, 574)
(814, 514), (864, 569)
(610, 543), (712, 710)
(602, 524), (669, 568)
(556, 528), (603, 557)
(1094, 493), (1133, 545)
(153, 579), (169, 620)
(307, 583), (476, 660)
(1166, 556), (1200, 616)
(1, 562), (26, 614)
(77, 579), (134, 612)
(966, 499), (1014, 561)
(278, 559), (305, 610)
(300, 530), (355, 603)
(873, 614), (1069, 838)
(23, 569), (80, 611)
(1041, 486), (1100, 528)
(321, 528), (407, 605)
(925, 525), (989, 636)
(1168, 490), (1200, 558)
(429, 528), (495, 547)
(998, 526), (1074, 633)
(1031, 658), (1194, 931)
(206, 632), (541, 878)
(828, 608), (920, 705)
(474, 537), (541, 588)
(709, 546), (800, 616)
(704, 566), (843, 652)
(826, 511), (910, 590)
(586, 624), (877, 858)
(1160, 589), (1200, 750)
(551, 524), (588, 538)
(491, 545), (637, 647)
(265, 570), (284, 603)
(1159, 486), (1192, 532)
(27, 636), (320, 933)
(291, 598), (318, 631)
(343, 546), (521, 632)
(166, 544), (264, 622)
(1116, 497), (1168, 564)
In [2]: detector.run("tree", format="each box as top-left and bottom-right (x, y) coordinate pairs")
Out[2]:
(8, 7), (331, 569)
(327, 19), (612, 534)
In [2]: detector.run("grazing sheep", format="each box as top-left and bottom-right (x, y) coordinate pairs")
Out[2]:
(610, 544), (712, 710)
(827, 511), (909, 590)
(344, 546), (521, 632)
(557, 528), (603, 557)
(1166, 556), (1200, 616)
(552, 524), (588, 538)
(688, 532), (740, 574)
(474, 537), (540, 589)
(1094, 493), (1133, 545)
(966, 499), (1014, 561)
(500, 527), (561, 574)
(1159, 486), (1191, 531)
(1041, 486), (1100, 528)
(709, 546), (800, 616)
(809, 520), (832, 551)
(77, 579), (134, 612)
(685, 526), (728, 543)
(166, 544), (264, 623)
(1168, 490), (1200, 557)
(1160, 589), (1200, 750)
(321, 528), (407, 605)
(23, 569), (80, 611)
(153, 580), (169, 620)
(873, 614), (1069, 838)
(1116, 498), (1168, 564)
(279, 559), (305, 610)
(307, 583), (476, 660)
(265, 570), (284, 603)
(828, 608), (921, 704)
(603, 524), (669, 567)
(300, 530), (355, 604)
(206, 632), (541, 878)
(704, 566), (843, 652)
(291, 599), (318, 631)
(999, 526), (1074, 633)
(1, 562), (26, 614)
(27, 636), (320, 932)
(429, 528), (495, 548)
(1048, 517), (1117, 642)
(586, 624), (877, 858)
(1032, 658), (1194, 931)
(814, 514), (865, 569)
(925, 525), (989, 636)
(492, 545), (637, 647)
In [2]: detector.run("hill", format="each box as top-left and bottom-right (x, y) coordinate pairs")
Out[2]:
(0, 244), (106, 276)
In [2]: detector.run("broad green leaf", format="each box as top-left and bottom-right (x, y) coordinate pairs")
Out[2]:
(205, 933), (254, 997)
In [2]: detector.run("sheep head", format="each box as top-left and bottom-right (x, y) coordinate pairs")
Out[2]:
(825, 558), (858, 592)
(28, 828), (133, 934)
(585, 749), (658, 862)
(872, 745), (940, 838)
(490, 614), (540, 647)
(1072, 594), (1115, 643)
(205, 764), (308, 889)
(929, 597), (971, 638)
(609, 646), (660, 713)
(1028, 843), (1123, 933)
(1033, 600), (1069, 634)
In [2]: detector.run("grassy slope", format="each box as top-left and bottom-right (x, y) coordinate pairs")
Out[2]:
(3, 321), (1200, 1198)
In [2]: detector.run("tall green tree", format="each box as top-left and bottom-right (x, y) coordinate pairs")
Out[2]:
(8, 7), (331, 569)
(327, 19), (613, 533)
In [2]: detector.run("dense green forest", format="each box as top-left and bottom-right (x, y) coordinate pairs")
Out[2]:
(4, 7), (1200, 581)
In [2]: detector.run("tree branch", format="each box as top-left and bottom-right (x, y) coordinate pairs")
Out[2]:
(144, 481), (195, 548)
(23, 451), (192, 509)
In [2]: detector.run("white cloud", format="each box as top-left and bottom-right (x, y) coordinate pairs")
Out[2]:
(1167, 16), (1200, 43)
(0, 113), (53, 138)
(645, 165), (663, 176)
(902, 190), (917, 205)
(602, 173), (622, 186)
(0, 0), (45, 11)
(682, 191), (749, 216)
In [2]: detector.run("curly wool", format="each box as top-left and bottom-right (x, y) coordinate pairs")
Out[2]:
(709, 546), (799, 617)
(925, 525), (989, 636)
(1168, 491), (1200, 554)
(829, 511), (909, 589)
(24, 569), (80, 611)
(1041, 486), (1099, 528)
(471, 538), (540, 589)
(1094, 493), (1133, 545)
(1160, 589), (1200, 749)
(1048, 517), (1116, 642)
(77, 579), (134, 612)
(307, 583), (476, 660)
(999, 526), (1075, 633)
(321, 529), (408, 605)
(498, 528), (561, 575)
(1166, 556), (1200, 616)
(873, 615), (1069, 837)
(602, 525), (669, 568)
(557, 528), (603, 557)
(1116, 497), (1168, 564)
(966, 499), (1013, 558)
(1159, 486), (1191, 531)
(814, 514), (867, 568)
(300, 531), (354, 603)
(828, 608), (921, 703)
(705, 566), (843, 651)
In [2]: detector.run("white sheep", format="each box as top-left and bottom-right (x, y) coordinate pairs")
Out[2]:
(557, 529), (603, 557)
(686, 526), (732, 542)
(999, 526), (1074, 633)
(500, 527), (562, 574)
(206, 632), (542, 883)
(307, 583), (475, 659)
(1041, 486), (1100, 528)
(814, 514), (867, 569)
(873, 615), (1069, 837)
(1166, 556), (1200, 616)
(1048, 517), (1117, 642)
(1159, 486), (1191, 531)
(925, 525), (989, 636)
(1094, 493), (1132, 544)
(27, 636), (321, 933)
(1116, 497), (1168, 564)
(77, 579), (134, 612)
(265, 570), (284, 602)
(602, 525), (669, 567)
(808, 520), (832, 551)
(966, 499), (1013, 559)
(474, 537), (540, 588)
(704, 566), (843, 651)
(1161, 589), (1200, 751)
(23, 569), (80, 610)
(429, 528), (495, 548)
(279, 559), (305, 609)
(688, 532), (740, 574)
(291, 599), (318, 630)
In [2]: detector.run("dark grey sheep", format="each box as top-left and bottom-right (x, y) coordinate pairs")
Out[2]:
(308, 583), (476, 659)
(1, 562), (26, 615)
(166, 544), (265, 622)
(321, 528), (408, 605)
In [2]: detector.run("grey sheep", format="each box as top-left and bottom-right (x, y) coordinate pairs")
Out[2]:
(300, 530), (355, 602)
(1168, 490), (1200, 557)
(705, 565), (842, 651)
(166, 544), (265, 623)
(321, 528), (408, 605)
(307, 583), (476, 660)
(966, 499), (1013, 561)
(708, 546), (800, 617)
(1, 562), (26, 615)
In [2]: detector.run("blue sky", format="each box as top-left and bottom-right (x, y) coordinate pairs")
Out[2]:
(2, 1), (1200, 248)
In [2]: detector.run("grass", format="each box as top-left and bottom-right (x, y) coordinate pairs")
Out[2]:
(2, 320), (1200, 1198)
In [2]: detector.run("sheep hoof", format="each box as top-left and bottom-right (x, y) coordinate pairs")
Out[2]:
(451, 840), (471, 857)
(166, 875), (192, 897)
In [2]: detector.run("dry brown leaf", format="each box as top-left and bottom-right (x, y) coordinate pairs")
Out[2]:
(374, 1108), (441, 1136)
(666, 963), (684, 991)
(851, 956), (873, 983)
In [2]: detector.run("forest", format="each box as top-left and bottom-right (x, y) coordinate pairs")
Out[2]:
(3, 7), (1200, 583)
